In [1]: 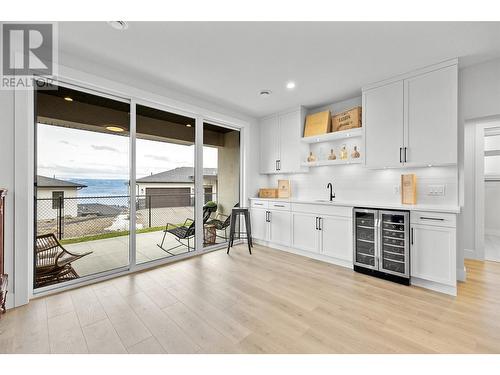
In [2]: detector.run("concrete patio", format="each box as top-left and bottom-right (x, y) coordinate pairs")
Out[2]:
(66, 230), (227, 278)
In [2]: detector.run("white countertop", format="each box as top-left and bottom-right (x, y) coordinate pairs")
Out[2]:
(249, 197), (461, 214)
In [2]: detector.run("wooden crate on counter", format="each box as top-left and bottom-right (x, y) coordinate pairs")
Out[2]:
(332, 107), (362, 132)
(259, 188), (279, 198)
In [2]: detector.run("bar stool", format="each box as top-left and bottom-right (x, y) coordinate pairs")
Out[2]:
(227, 207), (253, 254)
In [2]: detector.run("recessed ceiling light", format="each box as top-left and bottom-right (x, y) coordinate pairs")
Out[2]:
(106, 126), (124, 132)
(260, 89), (272, 98)
(286, 81), (296, 89)
(64, 96), (73, 102)
(107, 21), (129, 31)
(186, 124), (192, 128)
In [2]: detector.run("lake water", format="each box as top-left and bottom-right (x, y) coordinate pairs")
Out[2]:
(68, 178), (129, 198)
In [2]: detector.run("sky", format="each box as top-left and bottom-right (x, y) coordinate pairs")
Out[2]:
(37, 123), (218, 180)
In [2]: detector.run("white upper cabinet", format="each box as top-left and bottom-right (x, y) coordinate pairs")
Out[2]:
(259, 108), (308, 174)
(404, 65), (458, 167)
(363, 60), (458, 169)
(363, 81), (405, 169)
(259, 115), (280, 174)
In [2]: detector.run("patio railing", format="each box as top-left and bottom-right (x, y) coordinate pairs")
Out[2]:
(36, 193), (216, 241)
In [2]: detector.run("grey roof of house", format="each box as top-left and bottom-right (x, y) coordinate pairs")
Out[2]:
(36, 175), (87, 189)
(136, 167), (217, 183)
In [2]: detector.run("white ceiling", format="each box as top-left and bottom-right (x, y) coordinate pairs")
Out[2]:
(59, 22), (500, 118)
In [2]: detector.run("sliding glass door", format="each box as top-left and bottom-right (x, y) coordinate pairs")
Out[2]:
(202, 122), (241, 248)
(35, 83), (130, 289)
(34, 82), (241, 291)
(135, 104), (197, 263)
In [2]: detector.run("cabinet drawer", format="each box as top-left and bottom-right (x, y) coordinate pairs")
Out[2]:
(291, 203), (352, 217)
(269, 201), (291, 211)
(250, 200), (269, 209)
(411, 211), (456, 228)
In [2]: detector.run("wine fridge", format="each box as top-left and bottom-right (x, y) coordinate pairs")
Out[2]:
(353, 208), (410, 285)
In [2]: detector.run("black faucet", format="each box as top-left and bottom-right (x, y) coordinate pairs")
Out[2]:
(327, 182), (335, 201)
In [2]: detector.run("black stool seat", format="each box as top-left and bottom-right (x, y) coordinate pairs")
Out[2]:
(227, 207), (253, 254)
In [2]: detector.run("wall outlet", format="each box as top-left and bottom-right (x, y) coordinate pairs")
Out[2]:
(393, 185), (400, 195)
(427, 184), (446, 196)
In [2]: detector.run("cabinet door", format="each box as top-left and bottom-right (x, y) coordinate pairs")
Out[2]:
(278, 109), (302, 173)
(320, 215), (352, 262)
(364, 81), (404, 169)
(268, 210), (291, 246)
(291, 212), (319, 253)
(250, 208), (268, 241)
(404, 65), (457, 166)
(411, 224), (456, 286)
(259, 115), (280, 174)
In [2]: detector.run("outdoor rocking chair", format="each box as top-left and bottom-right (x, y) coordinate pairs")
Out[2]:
(157, 218), (196, 255)
(205, 203), (239, 241)
(35, 233), (92, 288)
(157, 203), (217, 255)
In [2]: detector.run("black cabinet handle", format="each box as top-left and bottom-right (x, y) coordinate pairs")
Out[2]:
(318, 217), (322, 230)
(399, 147), (403, 163)
(411, 227), (414, 245)
(315, 217), (318, 230)
(404, 147), (408, 163)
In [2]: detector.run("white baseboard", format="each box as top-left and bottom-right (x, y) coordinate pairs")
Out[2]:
(253, 239), (353, 269)
(411, 277), (457, 296)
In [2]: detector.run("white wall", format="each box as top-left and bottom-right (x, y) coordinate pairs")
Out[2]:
(485, 181), (500, 236)
(0, 90), (15, 307)
(459, 58), (500, 268)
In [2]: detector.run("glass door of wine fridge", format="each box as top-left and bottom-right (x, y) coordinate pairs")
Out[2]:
(379, 210), (410, 277)
(353, 209), (378, 270)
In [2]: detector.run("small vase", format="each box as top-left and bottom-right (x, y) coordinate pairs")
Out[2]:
(328, 149), (336, 160)
(340, 145), (348, 160)
(307, 152), (316, 162)
(351, 146), (361, 159)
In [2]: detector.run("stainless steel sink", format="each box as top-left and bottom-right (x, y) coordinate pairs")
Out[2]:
(314, 199), (334, 203)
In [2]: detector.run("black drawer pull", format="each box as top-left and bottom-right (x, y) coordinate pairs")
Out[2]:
(274, 204), (285, 207)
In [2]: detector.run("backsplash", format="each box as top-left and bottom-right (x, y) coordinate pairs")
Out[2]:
(265, 165), (458, 207)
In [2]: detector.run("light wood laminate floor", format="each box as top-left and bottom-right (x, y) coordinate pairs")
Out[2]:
(1, 244), (500, 354)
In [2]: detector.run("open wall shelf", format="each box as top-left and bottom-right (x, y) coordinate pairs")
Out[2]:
(301, 127), (363, 144)
(301, 158), (363, 168)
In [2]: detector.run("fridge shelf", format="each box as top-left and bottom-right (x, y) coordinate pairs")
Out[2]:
(357, 238), (374, 244)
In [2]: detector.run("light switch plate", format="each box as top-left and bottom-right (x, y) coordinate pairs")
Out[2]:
(393, 185), (400, 195)
(427, 184), (446, 196)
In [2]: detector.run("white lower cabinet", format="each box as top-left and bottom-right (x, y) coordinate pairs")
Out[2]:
(268, 210), (291, 246)
(410, 211), (457, 293)
(291, 212), (352, 262)
(320, 215), (352, 262)
(291, 212), (319, 253)
(250, 208), (291, 246)
(250, 208), (268, 241)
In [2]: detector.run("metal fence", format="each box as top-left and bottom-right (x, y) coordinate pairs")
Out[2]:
(36, 193), (216, 241)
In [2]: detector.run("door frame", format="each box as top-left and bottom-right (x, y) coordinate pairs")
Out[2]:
(466, 116), (500, 261)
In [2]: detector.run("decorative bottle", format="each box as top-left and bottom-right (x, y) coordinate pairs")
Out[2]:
(351, 145), (361, 159)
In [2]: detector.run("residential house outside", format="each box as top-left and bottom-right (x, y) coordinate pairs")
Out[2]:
(36, 175), (87, 220)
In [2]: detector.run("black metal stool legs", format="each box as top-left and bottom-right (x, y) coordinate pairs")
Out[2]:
(227, 208), (253, 254)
